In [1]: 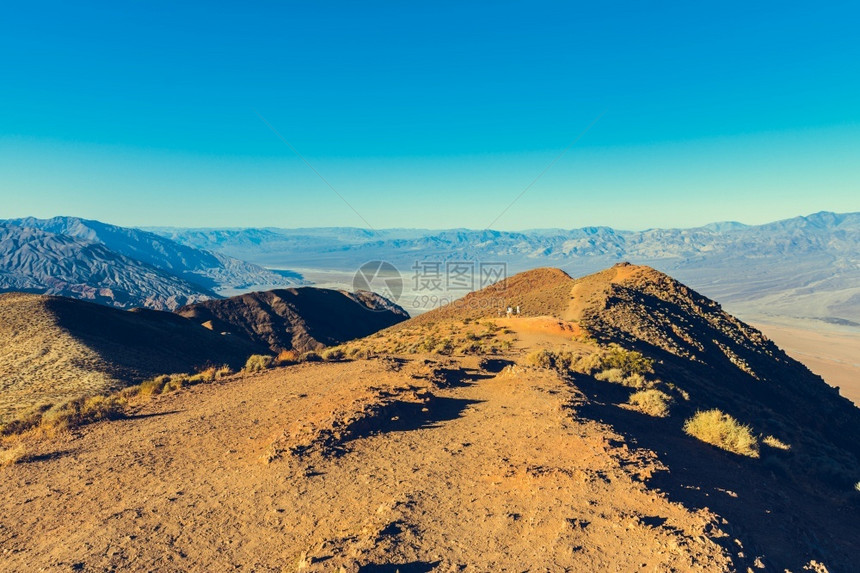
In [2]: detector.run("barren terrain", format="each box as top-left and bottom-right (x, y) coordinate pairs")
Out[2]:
(2, 265), (858, 571)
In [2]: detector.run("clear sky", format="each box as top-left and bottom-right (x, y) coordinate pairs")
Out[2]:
(2, 1), (858, 230)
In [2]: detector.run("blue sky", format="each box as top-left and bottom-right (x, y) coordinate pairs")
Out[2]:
(1, 1), (858, 230)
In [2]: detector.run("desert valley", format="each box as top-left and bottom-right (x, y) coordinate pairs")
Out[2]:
(4, 3), (860, 571)
(1, 229), (859, 570)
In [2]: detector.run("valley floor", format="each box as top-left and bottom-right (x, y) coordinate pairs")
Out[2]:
(751, 320), (860, 406)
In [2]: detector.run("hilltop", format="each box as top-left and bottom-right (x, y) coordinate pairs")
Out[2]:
(1, 265), (858, 571)
(177, 287), (409, 353)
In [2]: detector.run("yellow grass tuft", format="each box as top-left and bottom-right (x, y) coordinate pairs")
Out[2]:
(762, 435), (791, 451)
(0, 443), (27, 467)
(683, 409), (759, 458)
(627, 389), (673, 417)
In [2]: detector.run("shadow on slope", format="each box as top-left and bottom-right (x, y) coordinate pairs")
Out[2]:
(178, 287), (409, 353)
(571, 372), (860, 572)
(47, 296), (259, 380)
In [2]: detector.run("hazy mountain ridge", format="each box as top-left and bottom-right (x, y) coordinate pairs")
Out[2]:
(0, 217), (305, 310)
(0, 224), (215, 310)
(150, 211), (860, 324)
(5, 216), (299, 291)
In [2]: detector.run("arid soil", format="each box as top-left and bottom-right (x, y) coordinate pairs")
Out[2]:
(1, 357), (737, 572)
(2, 265), (858, 571)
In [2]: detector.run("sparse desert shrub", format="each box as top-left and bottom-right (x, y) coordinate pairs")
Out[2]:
(594, 368), (626, 384)
(0, 443), (26, 467)
(346, 346), (373, 359)
(683, 409), (759, 458)
(188, 367), (218, 384)
(138, 375), (170, 398)
(526, 349), (556, 369)
(275, 350), (300, 365)
(321, 347), (344, 361)
(627, 389), (673, 417)
(40, 394), (126, 432)
(762, 435), (791, 451)
(0, 403), (52, 436)
(569, 352), (603, 375)
(245, 354), (274, 372)
(600, 345), (654, 376)
(300, 351), (322, 363)
(432, 338), (455, 355)
(215, 365), (233, 379)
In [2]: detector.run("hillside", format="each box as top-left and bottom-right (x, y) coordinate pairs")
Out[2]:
(1, 265), (858, 571)
(177, 287), (410, 353)
(0, 217), (303, 310)
(0, 292), (257, 422)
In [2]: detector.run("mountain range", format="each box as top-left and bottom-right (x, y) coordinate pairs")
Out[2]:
(149, 211), (860, 325)
(0, 217), (302, 310)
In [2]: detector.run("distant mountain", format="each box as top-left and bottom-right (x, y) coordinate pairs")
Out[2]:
(150, 211), (860, 325)
(5, 216), (300, 292)
(177, 287), (410, 353)
(0, 292), (258, 422)
(0, 217), (304, 310)
(0, 224), (215, 310)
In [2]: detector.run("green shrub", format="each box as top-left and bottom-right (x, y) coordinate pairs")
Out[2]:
(683, 409), (759, 458)
(245, 354), (274, 372)
(628, 389), (672, 417)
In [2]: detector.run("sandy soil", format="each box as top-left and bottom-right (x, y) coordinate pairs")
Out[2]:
(1, 357), (738, 572)
(752, 321), (860, 406)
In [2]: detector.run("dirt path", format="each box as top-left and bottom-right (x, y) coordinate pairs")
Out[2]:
(0, 358), (735, 572)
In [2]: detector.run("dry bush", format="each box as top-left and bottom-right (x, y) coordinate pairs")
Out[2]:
(0, 404), (52, 436)
(600, 344), (654, 376)
(275, 350), (300, 365)
(0, 443), (27, 467)
(762, 435), (791, 451)
(321, 347), (344, 361)
(594, 368), (625, 384)
(138, 375), (170, 398)
(245, 354), (274, 372)
(40, 395), (126, 432)
(300, 351), (322, 363)
(627, 389), (672, 417)
(684, 409), (759, 458)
